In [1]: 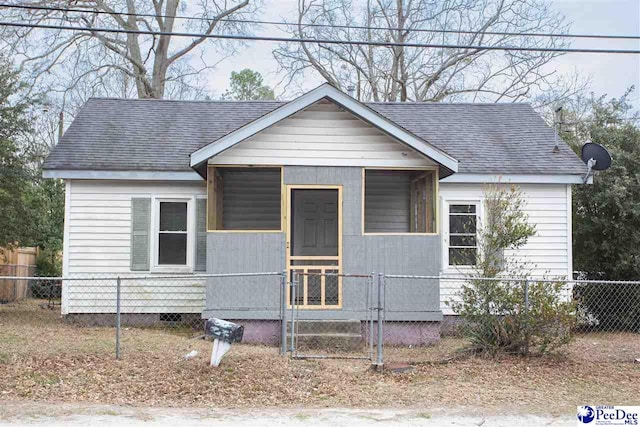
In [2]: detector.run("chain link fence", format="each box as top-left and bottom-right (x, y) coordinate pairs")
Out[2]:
(0, 272), (287, 361)
(382, 274), (640, 365)
(573, 279), (640, 332)
(382, 274), (441, 344)
(437, 275), (640, 334)
(1, 271), (638, 367)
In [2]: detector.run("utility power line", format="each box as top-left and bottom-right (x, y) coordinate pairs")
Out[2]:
(1, 21), (639, 54)
(1, 2), (640, 41)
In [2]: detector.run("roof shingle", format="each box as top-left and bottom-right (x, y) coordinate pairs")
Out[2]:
(43, 97), (585, 175)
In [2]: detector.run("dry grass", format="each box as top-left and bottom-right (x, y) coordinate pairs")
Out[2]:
(1, 301), (639, 414)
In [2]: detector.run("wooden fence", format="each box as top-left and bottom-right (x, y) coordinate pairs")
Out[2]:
(0, 247), (39, 302)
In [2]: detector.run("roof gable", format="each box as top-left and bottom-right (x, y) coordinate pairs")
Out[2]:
(210, 99), (439, 168)
(190, 83), (459, 173)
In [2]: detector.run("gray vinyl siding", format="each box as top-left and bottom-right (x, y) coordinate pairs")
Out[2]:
(204, 166), (441, 321)
(345, 236), (441, 314)
(221, 168), (281, 230)
(205, 232), (285, 319)
(364, 170), (410, 233)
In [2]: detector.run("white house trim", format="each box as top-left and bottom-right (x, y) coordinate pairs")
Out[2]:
(62, 180), (71, 277)
(150, 196), (196, 274)
(566, 184), (573, 278)
(61, 180), (71, 314)
(43, 170), (203, 181)
(211, 157), (434, 168)
(440, 173), (592, 184)
(190, 83), (459, 172)
(441, 197), (484, 274)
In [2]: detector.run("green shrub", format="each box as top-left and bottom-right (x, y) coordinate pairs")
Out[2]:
(451, 278), (575, 355)
(574, 283), (640, 332)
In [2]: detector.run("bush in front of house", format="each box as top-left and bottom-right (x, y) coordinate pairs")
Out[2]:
(453, 277), (575, 355)
(449, 185), (577, 356)
(574, 282), (640, 332)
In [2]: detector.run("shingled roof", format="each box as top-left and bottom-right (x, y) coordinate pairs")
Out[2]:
(43, 95), (586, 176)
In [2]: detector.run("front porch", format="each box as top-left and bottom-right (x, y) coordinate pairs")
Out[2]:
(202, 166), (443, 325)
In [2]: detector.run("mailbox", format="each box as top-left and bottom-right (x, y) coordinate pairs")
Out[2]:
(205, 318), (244, 343)
(204, 318), (243, 367)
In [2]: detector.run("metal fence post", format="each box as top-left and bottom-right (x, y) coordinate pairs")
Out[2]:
(280, 270), (287, 355)
(523, 279), (530, 355)
(116, 276), (121, 360)
(369, 273), (375, 361)
(375, 273), (384, 368)
(289, 271), (297, 354)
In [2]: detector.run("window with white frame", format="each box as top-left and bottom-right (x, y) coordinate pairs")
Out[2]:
(448, 203), (478, 266)
(157, 201), (189, 266)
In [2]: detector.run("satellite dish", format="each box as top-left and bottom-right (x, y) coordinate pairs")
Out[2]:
(581, 142), (612, 183)
(581, 143), (612, 170)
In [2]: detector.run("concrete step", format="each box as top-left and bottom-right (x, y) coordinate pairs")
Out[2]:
(295, 332), (364, 352)
(287, 319), (361, 335)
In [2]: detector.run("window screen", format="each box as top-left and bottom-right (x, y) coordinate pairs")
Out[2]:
(448, 204), (477, 266)
(208, 167), (282, 230)
(158, 201), (188, 265)
(364, 169), (436, 233)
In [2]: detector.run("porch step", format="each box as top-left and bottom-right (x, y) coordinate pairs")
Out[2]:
(295, 332), (364, 352)
(287, 319), (361, 335)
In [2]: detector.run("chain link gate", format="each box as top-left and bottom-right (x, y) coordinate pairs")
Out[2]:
(286, 271), (379, 361)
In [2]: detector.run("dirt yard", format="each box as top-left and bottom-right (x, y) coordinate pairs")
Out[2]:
(1, 301), (639, 415)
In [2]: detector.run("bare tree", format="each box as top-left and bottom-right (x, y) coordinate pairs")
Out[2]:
(1, 0), (257, 100)
(274, 0), (584, 104)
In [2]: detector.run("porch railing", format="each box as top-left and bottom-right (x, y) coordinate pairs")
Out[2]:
(288, 256), (340, 308)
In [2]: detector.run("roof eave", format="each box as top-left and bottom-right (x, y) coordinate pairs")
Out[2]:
(440, 173), (591, 184)
(42, 169), (204, 181)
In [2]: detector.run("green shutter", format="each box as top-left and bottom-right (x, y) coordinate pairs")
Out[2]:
(195, 198), (207, 271)
(130, 198), (151, 271)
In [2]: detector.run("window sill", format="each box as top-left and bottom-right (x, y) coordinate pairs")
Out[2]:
(441, 266), (477, 275)
(363, 232), (439, 236)
(150, 266), (194, 274)
(207, 229), (283, 233)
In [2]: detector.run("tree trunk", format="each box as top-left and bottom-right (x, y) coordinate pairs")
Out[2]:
(397, 0), (407, 102)
(150, 0), (179, 98)
(124, 0), (153, 98)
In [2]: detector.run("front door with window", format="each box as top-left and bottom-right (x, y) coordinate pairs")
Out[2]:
(287, 187), (342, 308)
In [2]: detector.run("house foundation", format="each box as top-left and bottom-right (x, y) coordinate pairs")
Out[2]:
(62, 315), (442, 346)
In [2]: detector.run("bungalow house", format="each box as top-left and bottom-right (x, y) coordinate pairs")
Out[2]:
(43, 83), (588, 344)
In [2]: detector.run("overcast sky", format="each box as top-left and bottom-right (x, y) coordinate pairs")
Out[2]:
(551, 0), (640, 108)
(205, 0), (640, 108)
